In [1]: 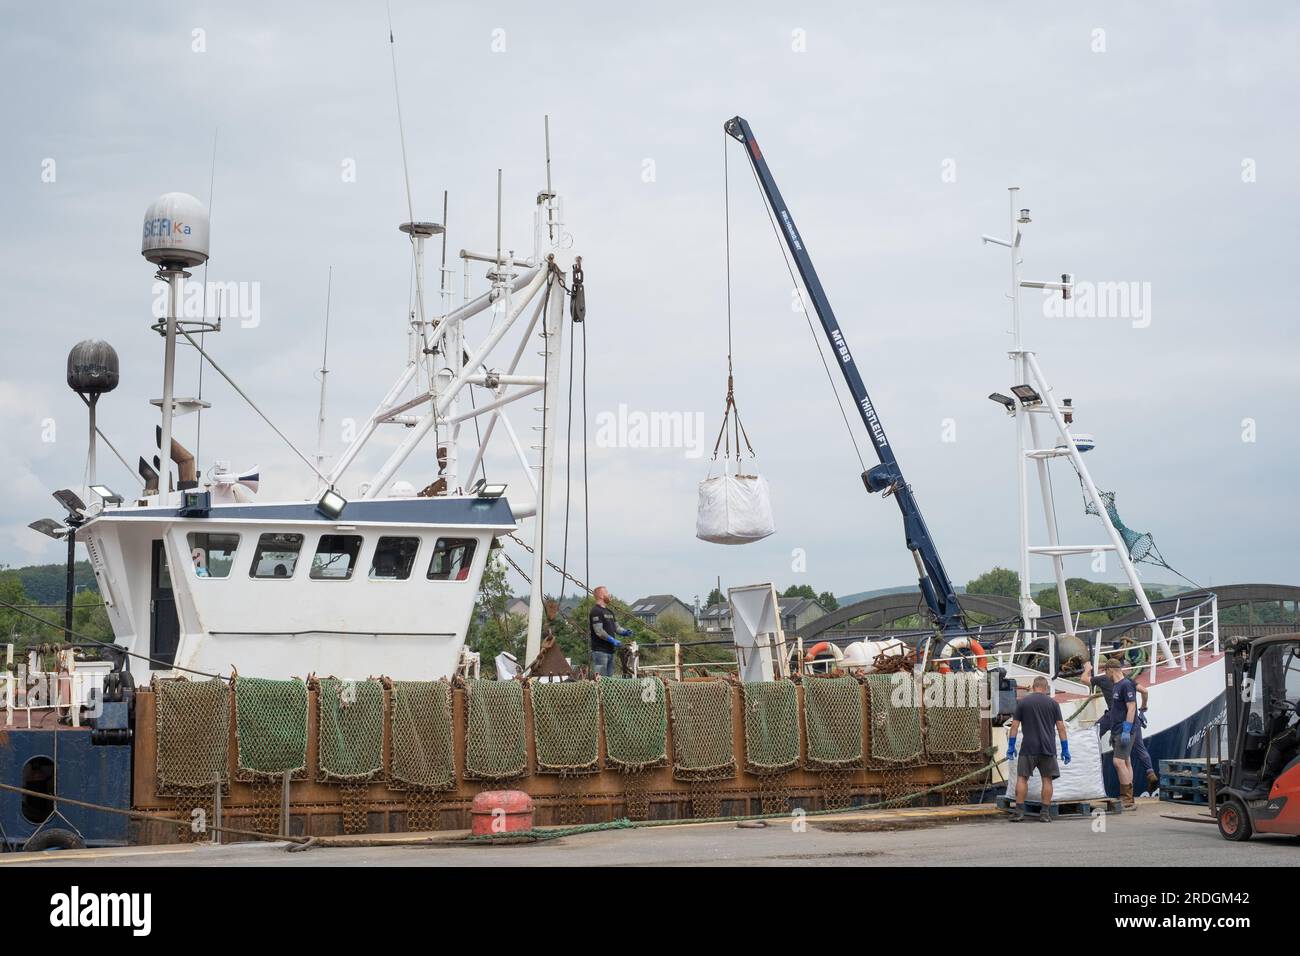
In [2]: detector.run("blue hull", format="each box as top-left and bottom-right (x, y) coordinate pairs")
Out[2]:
(1100, 690), (1227, 796)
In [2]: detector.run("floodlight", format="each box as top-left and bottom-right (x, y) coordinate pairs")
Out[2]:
(316, 487), (347, 520)
(89, 484), (124, 505)
(988, 392), (1016, 412)
(29, 518), (69, 540)
(1010, 385), (1042, 406)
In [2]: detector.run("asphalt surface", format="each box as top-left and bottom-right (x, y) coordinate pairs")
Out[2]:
(6, 800), (1296, 867)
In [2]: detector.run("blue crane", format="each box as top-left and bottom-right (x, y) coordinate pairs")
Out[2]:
(724, 115), (967, 645)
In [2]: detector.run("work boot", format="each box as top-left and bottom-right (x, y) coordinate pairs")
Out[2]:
(1009, 806), (1025, 822)
(1146, 769), (1160, 793)
(1038, 808), (1052, 823)
(1120, 783), (1135, 808)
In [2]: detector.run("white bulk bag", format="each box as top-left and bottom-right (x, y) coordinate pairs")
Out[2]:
(1004, 723), (1106, 804)
(696, 470), (775, 545)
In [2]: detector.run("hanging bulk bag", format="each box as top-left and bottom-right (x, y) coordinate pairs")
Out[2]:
(696, 464), (775, 545)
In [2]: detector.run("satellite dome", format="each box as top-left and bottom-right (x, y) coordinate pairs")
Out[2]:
(141, 192), (210, 268)
(66, 339), (120, 395)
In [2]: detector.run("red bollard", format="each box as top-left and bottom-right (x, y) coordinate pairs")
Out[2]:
(470, 790), (535, 836)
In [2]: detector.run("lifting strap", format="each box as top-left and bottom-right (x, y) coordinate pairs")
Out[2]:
(711, 132), (756, 463)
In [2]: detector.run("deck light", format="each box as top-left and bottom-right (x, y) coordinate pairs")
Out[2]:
(1010, 385), (1042, 406)
(28, 518), (69, 540)
(471, 479), (508, 499)
(988, 392), (1016, 412)
(316, 487), (347, 520)
(52, 488), (87, 518)
(89, 484), (123, 505)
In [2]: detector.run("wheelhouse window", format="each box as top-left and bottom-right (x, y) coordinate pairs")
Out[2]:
(370, 536), (420, 580)
(250, 532), (305, 579)
(310, 534), (364, 580)
(188, 532), (240, 578)
(427, 537), (477, 581)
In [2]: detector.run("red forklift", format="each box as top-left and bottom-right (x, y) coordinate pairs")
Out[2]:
(1216, 633), (1300, 841)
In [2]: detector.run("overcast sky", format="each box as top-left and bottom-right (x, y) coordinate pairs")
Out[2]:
(2, 1), (1296, 606)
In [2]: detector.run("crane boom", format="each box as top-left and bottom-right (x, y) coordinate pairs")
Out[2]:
(724, 115), (966, 637)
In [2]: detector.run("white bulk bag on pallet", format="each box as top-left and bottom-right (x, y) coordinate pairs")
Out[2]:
(1004, 723), (1106, 804)
(696, 471), (775, 545)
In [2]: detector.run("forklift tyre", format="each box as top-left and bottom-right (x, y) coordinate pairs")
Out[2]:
(22, 828), (86, 853)
(1217, 797), (1253, 842)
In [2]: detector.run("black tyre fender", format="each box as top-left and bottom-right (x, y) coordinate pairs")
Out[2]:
(1217, 797), (1253, 842)
(1019, 638), (1051, 673)
(22, 828), (86, 852)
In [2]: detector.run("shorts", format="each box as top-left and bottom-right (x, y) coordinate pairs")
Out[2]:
(1112, 729), (1134, 760)
(1017, 753), (1061, 780)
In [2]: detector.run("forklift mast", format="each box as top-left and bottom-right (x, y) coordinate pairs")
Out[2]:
(724, 115), (966, 638)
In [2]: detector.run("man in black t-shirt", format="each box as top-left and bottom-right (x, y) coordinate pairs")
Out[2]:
(1006, 676), (1071, 822)
(588, 586), (631, 678)
(1102, 658), (1141, 807)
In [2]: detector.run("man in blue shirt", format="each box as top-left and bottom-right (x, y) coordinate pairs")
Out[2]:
(1103, 658), (1140, 807)
(1082, 658), (1158, 794)
(1006, 675), (1071, 822)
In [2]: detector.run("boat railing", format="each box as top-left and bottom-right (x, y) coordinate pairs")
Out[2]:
(632, 593), (1219, 687)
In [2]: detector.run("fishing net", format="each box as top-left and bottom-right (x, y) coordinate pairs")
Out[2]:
(233, 677), (308, 780)
(865, 673), (923, 766)
(924, 672), (983, 760)
(600, 676), (668, 772)
(742, 680), (800, 774)
(531, 680), (601, 775)
(1083, 486), (1156, 563)
(667, 680), (735, 781)
(803, 675), (864, 769)
(154, 678), (230, 795)
(463, 678), (527, 781)
(316, 678), (385, 783)
(389, 680), (456, 792)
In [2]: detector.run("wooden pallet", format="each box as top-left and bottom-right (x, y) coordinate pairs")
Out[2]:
(995, 794), (1122, 817)
(1159, 784), (1211, 806)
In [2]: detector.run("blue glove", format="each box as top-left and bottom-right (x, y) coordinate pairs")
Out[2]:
(1006, 736), (1017, 761)
(1120, 721), (1133, 746)
(1060, 739), (1071, 765)
(609, 636), (622, 649)
(617, 627), (632, 638)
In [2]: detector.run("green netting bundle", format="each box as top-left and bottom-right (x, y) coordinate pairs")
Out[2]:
(924, 672), (983, 759)
(742, 680), (800, 774)
(316, 678), (385, 782)
(389, 680), (455, 791)
(865, 673), (923, 765)
(463, 679), (527, 781)
(155, 677), (230, 793)
(803, 675), (864, 769)
(1084, 487), (1156, 563)
(531, 680), (601, 774)
(234, 677), (308, 780)
(600, 677), (668, 772)
(667, 680), (735, 781)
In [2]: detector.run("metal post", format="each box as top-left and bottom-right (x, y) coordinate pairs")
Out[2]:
(674, 643), (682, 682)
(158, 269), (184, 497)
(280, 770), (291, 838)
(523, 269), (566, 665)
(1193, 603), (1201, 668)
(87, 397), (98, 488)
(1212, 596), (1220, 654)
(213, 777), (223, 845)
(64, 525), (76, 639)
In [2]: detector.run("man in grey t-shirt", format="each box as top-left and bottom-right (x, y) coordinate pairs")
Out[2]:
(1006, 676), (1071, 822)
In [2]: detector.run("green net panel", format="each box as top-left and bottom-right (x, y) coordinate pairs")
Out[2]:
(155, 678), (230, 794)
(600, 677), (668, 772)
(316, 678), (385, 783)
(865, 673), (923, 766)
(531, 680), (601, 775)
(463, 679), (527, 781)
(924, 672), (983, 759)
(742, 680), (800, 774)
(803, 675), (864, 769)
(234, 677), (308, 781)
(389, 680), (456, 791)
(1084, 486), (1156, 563)
(667, 680), (735, 781)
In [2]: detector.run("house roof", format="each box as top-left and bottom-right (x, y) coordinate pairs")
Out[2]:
(510, 595), (584, 614)
(630, 594), (690, 615)
(778, 597), (825, 617)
